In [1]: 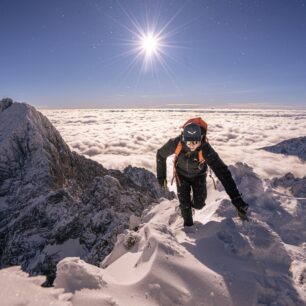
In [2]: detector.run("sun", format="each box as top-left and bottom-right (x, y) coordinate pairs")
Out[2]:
(140, 33), (159, 57)
(108, 2), (186, 75)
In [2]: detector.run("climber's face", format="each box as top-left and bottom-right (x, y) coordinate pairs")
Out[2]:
(186, 140), (201, 151)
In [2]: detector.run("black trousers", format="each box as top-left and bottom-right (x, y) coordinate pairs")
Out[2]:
(177, 174), (207, 226)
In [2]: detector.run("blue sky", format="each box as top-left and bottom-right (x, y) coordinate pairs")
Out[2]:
(0, 0), (306, 108)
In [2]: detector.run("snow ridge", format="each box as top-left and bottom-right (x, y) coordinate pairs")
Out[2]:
(52, 163), (306, 306)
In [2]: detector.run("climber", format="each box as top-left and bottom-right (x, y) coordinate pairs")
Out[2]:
(156, 117), (249, 226)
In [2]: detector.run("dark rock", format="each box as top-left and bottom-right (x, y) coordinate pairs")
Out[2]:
(0, 97), (13, 112)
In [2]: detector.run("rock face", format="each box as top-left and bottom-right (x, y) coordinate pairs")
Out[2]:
(0, 98), (174, 285)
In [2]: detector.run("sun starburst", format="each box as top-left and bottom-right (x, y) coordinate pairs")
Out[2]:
(105, 1), (189, 83)
(140, 32), (160, 57)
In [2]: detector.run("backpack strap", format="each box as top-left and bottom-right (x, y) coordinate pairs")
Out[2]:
(198, 150), (205, 165)
(174, 141), (183, 157)
(171, 141), (183, 186)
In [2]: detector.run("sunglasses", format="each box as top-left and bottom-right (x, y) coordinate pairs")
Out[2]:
(186, 141), (201, 146)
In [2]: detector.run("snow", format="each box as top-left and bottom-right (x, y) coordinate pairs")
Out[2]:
(53, 198), (305, 305)
(28, 239), (88, 271)
(0, 266), (71, 306)
(1, 107), (306, 305)
(43, 239), (88, 259)
(54, 257), (107, 293)
(51, 162), (306, 306)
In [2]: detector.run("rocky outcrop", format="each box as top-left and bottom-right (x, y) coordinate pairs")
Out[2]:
(261, 136), (306, 161)
(0, 98), (174, 285)
(271, 172), (306, 198)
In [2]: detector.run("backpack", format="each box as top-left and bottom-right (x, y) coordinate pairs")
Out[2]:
(181, 117), (208, 132)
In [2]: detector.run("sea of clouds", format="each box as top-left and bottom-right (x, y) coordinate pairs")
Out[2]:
(40, 108), (306, 182)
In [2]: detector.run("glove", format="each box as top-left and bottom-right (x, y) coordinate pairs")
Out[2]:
(232, 196), (249, 220)
(158, 179), (168, 189)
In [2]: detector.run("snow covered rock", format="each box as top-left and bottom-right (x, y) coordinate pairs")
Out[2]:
(271, 172), (306, 198)
(261, 136), (306, 161)
(0, 99), (172, 285)
(54, 257), (107, 292)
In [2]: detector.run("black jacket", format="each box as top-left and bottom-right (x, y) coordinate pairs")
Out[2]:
(156, 135), (241, 201)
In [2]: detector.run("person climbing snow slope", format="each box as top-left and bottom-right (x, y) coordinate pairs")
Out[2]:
(156, 117), (249, 226)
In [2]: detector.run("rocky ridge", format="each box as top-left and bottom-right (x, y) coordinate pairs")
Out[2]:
(0, 98), (174, 285)
(261, 136), (306, 161)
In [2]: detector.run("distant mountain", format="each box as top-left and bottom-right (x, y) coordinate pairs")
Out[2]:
(261, 136), (306, 161)
(0, 98), (174, 285)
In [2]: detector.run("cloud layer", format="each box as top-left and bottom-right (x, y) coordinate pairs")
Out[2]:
(41, 108), (306, 182)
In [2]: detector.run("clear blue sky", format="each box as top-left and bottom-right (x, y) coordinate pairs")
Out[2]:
(1, 0), (306, 108)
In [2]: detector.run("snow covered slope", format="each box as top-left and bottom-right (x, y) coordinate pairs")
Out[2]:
(51, 163), (306, 306)
(1, 101), (305, 305)
(0, 266), (71, 306)
(0, 98), (173, 286)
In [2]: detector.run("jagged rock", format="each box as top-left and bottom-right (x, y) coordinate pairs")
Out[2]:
(0, 99), (172, 285)
(271, 173), (306, 198)
(122, 165), (175, 199)
(0, 97), (13, 112)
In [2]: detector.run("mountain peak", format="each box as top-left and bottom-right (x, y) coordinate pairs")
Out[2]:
(0, 99), (172, 285)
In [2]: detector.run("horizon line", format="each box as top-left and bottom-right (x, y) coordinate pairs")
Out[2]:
(37, 106), (306, 111)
